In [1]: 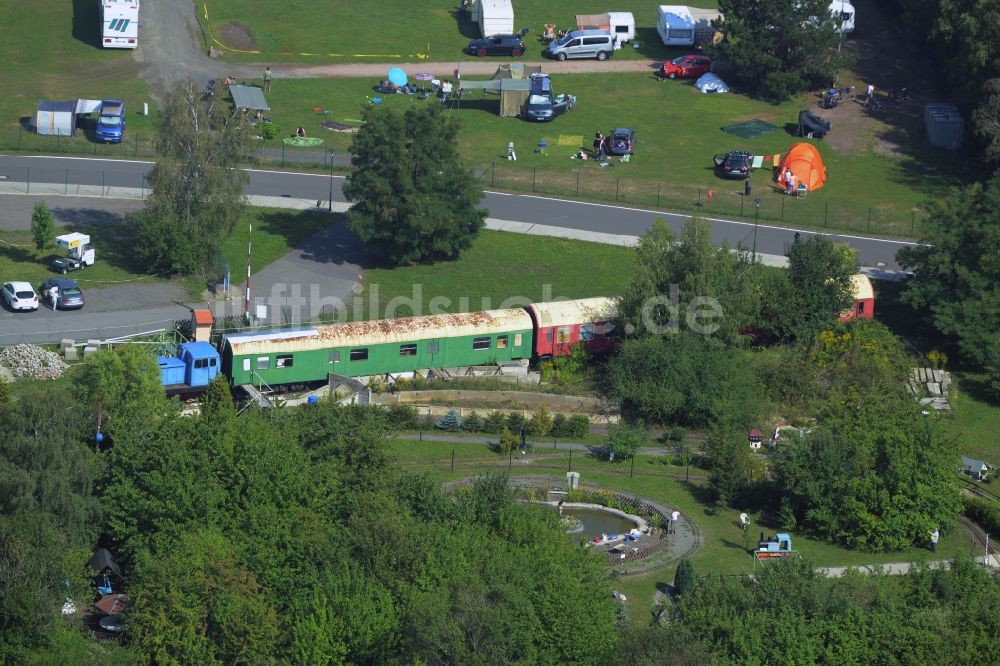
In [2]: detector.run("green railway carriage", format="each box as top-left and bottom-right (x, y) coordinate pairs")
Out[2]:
(222, 308), (535, 386)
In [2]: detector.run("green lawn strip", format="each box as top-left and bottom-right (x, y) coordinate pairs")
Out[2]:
(0, 1), (158, 158)
(946, 372), (1000, 467)
(253, 75), (965, 239)
(355, 229), (634, 320)
(198, 0), (719, 64)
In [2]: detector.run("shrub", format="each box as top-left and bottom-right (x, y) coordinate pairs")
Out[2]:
(484, 411), (507, 434)
(963, 496), (1000, 536)
(670, 426), (687, 442)
(526, 406), (553, 437)
(674, 559), (696, 597)
(259, 122), (280, 140)
(499, 426), (516, 456)
(567, 414), (590, 438)
(435, 410), (463, 432)
(385, 404), (420, 430)
(463, 411), (484, 433)
(551, 413), (568, 437)
(506, 412), (526, 433)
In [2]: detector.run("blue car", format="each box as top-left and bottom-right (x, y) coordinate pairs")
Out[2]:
(95, 100), (126, 143)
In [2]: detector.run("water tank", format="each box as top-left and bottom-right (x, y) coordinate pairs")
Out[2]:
(924, 103), (964, 150)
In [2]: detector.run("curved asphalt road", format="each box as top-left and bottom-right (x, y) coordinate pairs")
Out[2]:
(0, 155), (913, 273)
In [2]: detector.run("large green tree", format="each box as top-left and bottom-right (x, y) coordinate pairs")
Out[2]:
(344, 103), (486, 265)
(897, 175), (1000, 366)
(617, 218), (759, 345)
(785, 234), (858, 339)
(711, 0), (852, 100)
(134, 79), (254, 274)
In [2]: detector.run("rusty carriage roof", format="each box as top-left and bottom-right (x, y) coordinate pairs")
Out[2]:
(526, 297), (618, 328)
(224, 308), (534, 356)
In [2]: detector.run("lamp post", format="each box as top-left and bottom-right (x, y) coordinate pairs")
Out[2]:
(328, 150), (336, 212)
(753, 197), (761, 258)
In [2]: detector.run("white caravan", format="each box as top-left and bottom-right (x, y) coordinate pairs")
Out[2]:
(101, 0), (139, 49)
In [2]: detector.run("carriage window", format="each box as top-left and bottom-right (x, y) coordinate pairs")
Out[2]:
(580, 324), (595, 341)
(427, 341), (440, 354)
(242, 359), (251, 372)
(210, 358), (217, 367)
(350, 348), (369, 361)
(276, 355), (294, 368)
(195, 359), (206, 368)
(556, 326), (571, 343)
(546, 329), (553, 342)
(329, 350), (340, 363)
(514, 334), (522, 346)
(472, 337), (491, 351)
(856, 302), (866, 314)
(496, 335), (508, 349)
(399, 344), (417, 356)
(256, 356), (269, 370)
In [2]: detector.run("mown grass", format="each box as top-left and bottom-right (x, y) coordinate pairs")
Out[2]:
(0, 0), (158, 157)
(354, 229), (635, 319)
(199, 0), (718, 63)
(256, 72), (967, 239)
(947, 373), (1000, 467)
(389, 438), (976, 625)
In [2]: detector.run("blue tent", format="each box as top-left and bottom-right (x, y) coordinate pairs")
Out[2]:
(387, 67), (408, 86)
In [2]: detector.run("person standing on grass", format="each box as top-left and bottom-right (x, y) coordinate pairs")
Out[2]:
(930, 528), (939, 553)
(264, 66), (272, 92)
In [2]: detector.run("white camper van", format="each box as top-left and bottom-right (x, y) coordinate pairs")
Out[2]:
(101, 0), (139, 49)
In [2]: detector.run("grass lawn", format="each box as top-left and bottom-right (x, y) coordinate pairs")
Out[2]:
(389, 438), (978, 624)
(258, 73), (967, 239)
(354, 229), (635, 319)
(0, 0), (159, 158)
(199, 0), (718, 63)
(0, 207), (334, 300)
(946, 373), (1000, 467)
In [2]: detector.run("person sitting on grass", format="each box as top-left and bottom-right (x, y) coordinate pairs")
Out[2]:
(295, 126), (307, 138)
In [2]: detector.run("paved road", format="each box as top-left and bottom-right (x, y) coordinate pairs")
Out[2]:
(0, 155), (914, 272)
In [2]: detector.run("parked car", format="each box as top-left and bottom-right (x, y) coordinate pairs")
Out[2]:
(465, 34), (525, 57)
(605, 128), (636, 155)
(714, 150), (754, 179)
(39, 277), (85, 310)
(659, 55), (712, 80)
(543, 29), (615, 61)
(95, 99), (126, 143)
(2, 281), (39, 311)
(523, 74), (571, 121)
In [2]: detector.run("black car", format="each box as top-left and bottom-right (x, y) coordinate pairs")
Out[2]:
(605, 128), (636, 155)
(39, 277), (85, 310)
(465, 33), (525, 57)
(523, 74), (571, 122)
(714, 150), (754, 179)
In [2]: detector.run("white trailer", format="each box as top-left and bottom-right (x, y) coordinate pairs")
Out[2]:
(101, 0), (139, 49)
(657, 6), (695, 46)
(53, 233), (96, 273)
(830, 0), (856, 33)
(575, 12), (636, 43)
(475, 0), (514, 37)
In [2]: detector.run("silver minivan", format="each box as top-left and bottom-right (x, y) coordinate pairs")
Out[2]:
(544, 30), (615, 61)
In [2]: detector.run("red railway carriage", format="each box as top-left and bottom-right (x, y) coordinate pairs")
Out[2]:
(839, 274), (875, 322)
(526, 297), (619, 358)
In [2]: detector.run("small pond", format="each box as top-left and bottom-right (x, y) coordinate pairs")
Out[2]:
(557, 506), (637, 542)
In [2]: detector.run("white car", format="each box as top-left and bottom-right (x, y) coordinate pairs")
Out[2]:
(2, 281), (39, 311)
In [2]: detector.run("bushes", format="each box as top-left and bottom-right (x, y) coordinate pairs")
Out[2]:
(963, 496), (1000, 536)
(483, 411), (507, 434)
(385, 404), (420, 430)
(674, 559), (696, 597)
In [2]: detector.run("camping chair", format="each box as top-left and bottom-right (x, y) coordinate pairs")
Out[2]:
(796, 183), (808, 198)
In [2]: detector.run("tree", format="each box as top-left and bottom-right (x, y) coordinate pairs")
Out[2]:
(617, 218), (759, 345)
(605, 422), (648, 461)
(973, 79), (1000, 163)
(526, 405), (553, 437)
(673, 559), (696, 597)
(30, 202), (55, 250)
(784, 235), (858, 340)
(986, 336), (1000, 403)
(705, 429), (752, 508)
(710, 0), (852, 100)
(499, 426), (516, 456)
(72, 344), (173, 441)
(435, 409), (463, 431)
(134, 79), (254, 274)
(344, 103), (486, 265)
(897, 175), (1000, 366)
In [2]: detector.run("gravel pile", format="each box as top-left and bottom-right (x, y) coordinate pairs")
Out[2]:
(0, 344), (68, 380)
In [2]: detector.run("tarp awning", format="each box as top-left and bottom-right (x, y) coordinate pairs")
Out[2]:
(491, 64), (542, 80)
(88, 547), (123, 578)
(722, 119), (780, 138)
(576, 13), (610, 29)
(229, 85), (270, 111)
(75, 99), (103, 115)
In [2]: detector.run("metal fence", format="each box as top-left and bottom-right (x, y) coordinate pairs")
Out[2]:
(0, 321), (177, 347)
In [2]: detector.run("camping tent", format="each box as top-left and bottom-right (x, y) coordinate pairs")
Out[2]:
(88, 548), (124, 578)
(461, 76), (533, 116)
(35, 100), (77, 136)
(778, 142), (827, 192)
(798, 110), (831, 138)
(491, 63), (542, 80)
(229, 85), (270, 111)
(694, 73), (729, 93)
(477, 0), (514, 37)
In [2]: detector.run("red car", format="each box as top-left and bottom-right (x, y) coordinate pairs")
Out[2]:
(659, 55), (712, 80)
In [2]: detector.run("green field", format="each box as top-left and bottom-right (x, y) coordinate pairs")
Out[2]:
(198, 0), (718, 63)
(0, 1), (159, 157)
(354, 229), (635, 320)
(0, 207), (334, 300)
(257, 73), (966, 238)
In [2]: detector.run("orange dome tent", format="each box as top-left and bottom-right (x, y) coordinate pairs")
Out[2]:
(777, 142), (827, 192)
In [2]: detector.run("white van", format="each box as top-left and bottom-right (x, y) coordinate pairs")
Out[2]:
(544, 30), (616, 61)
